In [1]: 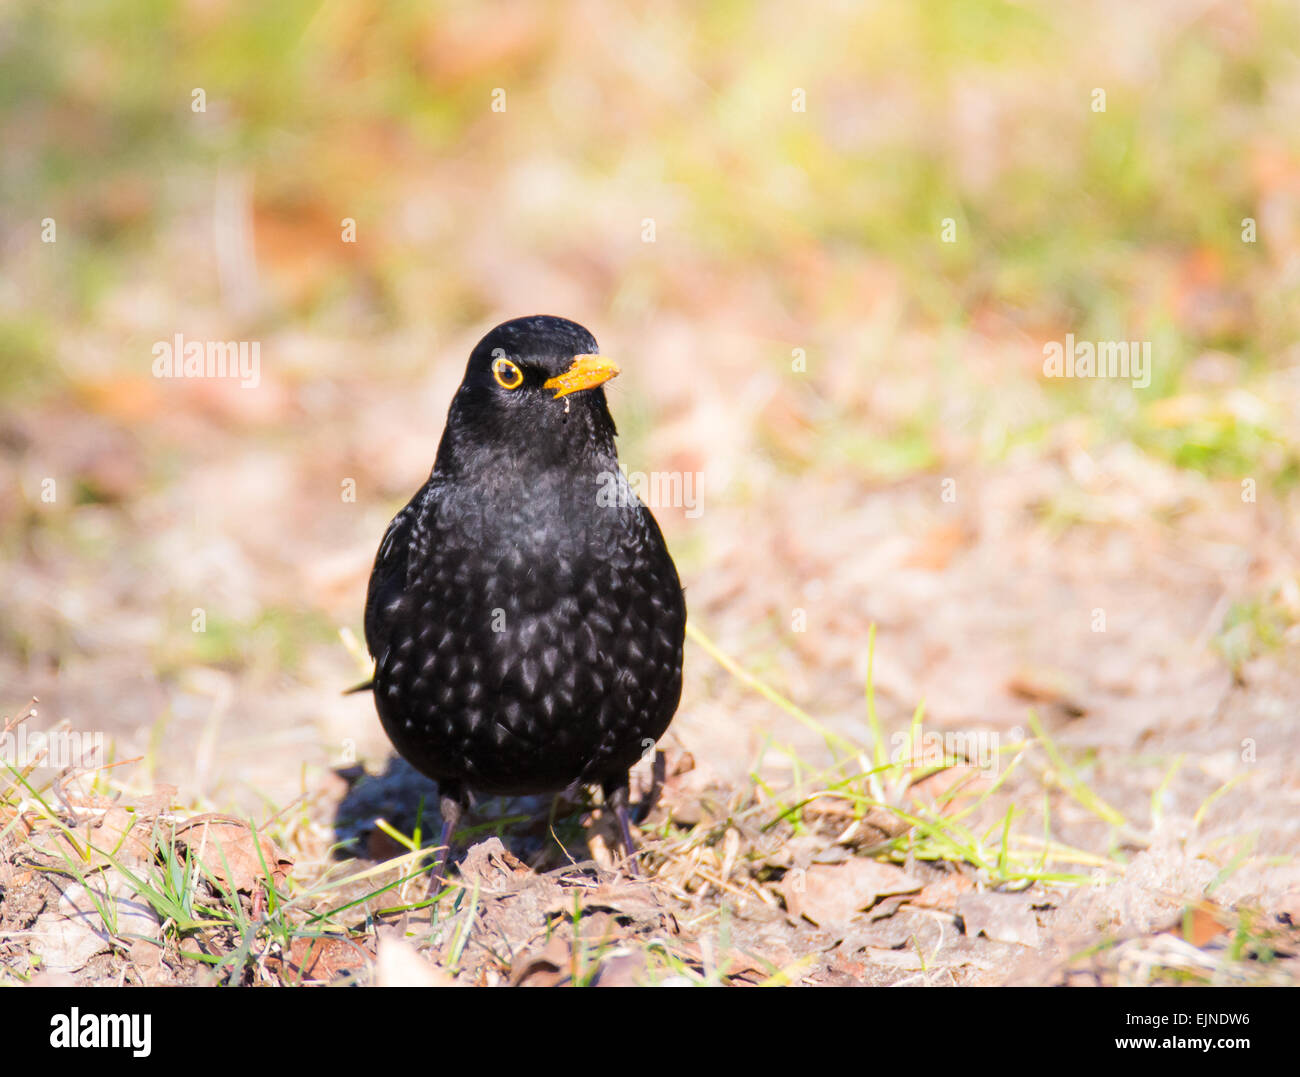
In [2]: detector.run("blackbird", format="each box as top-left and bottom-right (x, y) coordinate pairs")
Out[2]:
(363, 315), (686, 875)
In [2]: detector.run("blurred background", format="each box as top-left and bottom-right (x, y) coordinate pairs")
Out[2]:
(2, 0), (1298, 840)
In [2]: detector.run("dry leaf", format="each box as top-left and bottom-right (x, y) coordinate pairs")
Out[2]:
(267, 935), (371, 984)
(458, 837), (531, 891)
(31, 873), (161, 975)
(589, 950), (651, 987)
(909, 872), (976, 911)
(903, 522), (970, 572)
(958, 893), (1041, 947)
(374, 936), (456, 987)
(781, 859), (922, 929)
(511, 935), (572, 987)
(660, 939), (768, 984)
(1172, 903), (1228, 948)
(89, 806), (157, 867)
(857, 946), (924, 971)
(30, 907), (109, 974)
(1006, 667), (1086, 717)
(542, 880), (670, 931)
(171, 814), (292, 894)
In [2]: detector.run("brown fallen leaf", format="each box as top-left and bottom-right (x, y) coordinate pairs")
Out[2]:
(32, 786), (172, 872)
(958, 892), (1041, 947)
(373, 936), (457, 987)
(802, 800), (910, 850)
(88, 805), (157, 867)
(31, 872), (162, 975)
(857, 946), (924, 971)
(867, 893), (912, 922)
(267, 935), (372, 985)
(781, 859), (923, 930)
(1006, 667), (1086, 717)
(657, 939), (769, 985)
(135, 784), (179, 816)
(902, 521), (971, 572)
(665, 749), (696, 777)
(589, 950), (651, 987)
(909, 872), (977, 911)
(30, 906), (110, 974)
(128, 937), (169, 986)
(458, 837), (531, 891)
(511, 935), (575, 987)
(171, 814), (292, 894)
(543, 880), (669, 929)
(1171, 902), (1229, 948)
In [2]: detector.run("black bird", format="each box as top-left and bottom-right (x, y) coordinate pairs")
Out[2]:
(364, 315), (686, 876)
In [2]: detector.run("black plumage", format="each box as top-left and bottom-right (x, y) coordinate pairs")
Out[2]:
(364, 315), (686, 874)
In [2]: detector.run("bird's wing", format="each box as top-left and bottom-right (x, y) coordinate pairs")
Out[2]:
(364, 501), (419, 658)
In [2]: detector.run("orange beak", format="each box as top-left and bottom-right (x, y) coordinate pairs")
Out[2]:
(543, 354), (620, 399)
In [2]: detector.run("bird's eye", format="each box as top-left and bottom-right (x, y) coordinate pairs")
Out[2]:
(492, 357), (524, 390)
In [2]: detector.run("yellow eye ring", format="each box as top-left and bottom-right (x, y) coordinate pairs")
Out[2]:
(492, 356), (524, 390)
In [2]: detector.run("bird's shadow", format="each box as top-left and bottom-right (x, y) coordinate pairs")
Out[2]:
(330, 756), (599, 872)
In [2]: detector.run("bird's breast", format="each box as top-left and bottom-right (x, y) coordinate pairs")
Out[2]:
(372, 461), (683, 793)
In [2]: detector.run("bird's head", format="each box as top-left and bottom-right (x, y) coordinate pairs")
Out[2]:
(436, 315), (621, 474)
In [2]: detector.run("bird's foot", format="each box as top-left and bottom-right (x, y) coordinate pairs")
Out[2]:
(424, 783), (468, 897)
(602, 775), (643, 876)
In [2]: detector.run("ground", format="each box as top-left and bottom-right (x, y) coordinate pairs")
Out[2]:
(2, 1), (1299, 986)
(3, 334), (1298, 984)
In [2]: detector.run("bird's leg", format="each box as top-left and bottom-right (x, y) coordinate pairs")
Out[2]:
(635, 750), (667, 824)
(428, 782), (467, 895)
(602, 775), (640, 876)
